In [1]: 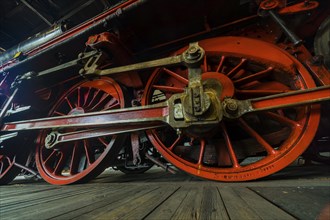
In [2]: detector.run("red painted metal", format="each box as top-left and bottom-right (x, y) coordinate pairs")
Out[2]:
(143, 36), (320, 181)
(278, 1), (319, 14)
(35, 77), (126, 185)
(251, 86), (330, 110)
(86, 32), (143, 88)
(2, 105), (167, 131)
(259, 0), (319, 14)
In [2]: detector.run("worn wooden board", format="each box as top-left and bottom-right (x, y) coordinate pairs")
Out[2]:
(0, 165), (329, 220)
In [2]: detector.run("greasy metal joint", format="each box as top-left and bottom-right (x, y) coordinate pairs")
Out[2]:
(223, 98), (239, 116)
(182, 42), (205, 68)
(45, 132), (58, 149)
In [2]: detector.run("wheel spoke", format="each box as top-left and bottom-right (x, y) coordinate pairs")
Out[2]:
(97, 137), (109, 148)
(264, 112), (301, 128)
(227, 58), (247, 78)
(83, 140), (94, 166)
(83, 87), (92, 107)
(234, 67), (273, 86)
(0, 162), (3, 174)
(152, 85), (184, 93)
(163, 68), (188, 85)
(90, 93), (110, 111)
(197, 139), (206, 165)
(236, 89), (287, 97)
(69, 142), (81, 175)
(216, 55), (225, 72)
(203, 55), (208, 72)
(102, 98), (119, 111)
(53, 111), (66, 116)
(85, 89), (100, 109)
(168, 136), (182, 151)
(65, 97), (74, 109)
(77, 87), (81, 107)
(221, 123), (240, 168)
(53, 152), (66, 175)
(43, 150), (57, 166)
(238, 118), (276, 155)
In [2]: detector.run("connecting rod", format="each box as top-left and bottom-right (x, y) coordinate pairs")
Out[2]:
(1, 42), (329, 148)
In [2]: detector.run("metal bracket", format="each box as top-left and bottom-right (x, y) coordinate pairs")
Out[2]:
(258, 0), (313, 46)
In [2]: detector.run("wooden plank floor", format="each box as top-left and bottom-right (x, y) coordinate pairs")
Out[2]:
(0, 164), (329, 220)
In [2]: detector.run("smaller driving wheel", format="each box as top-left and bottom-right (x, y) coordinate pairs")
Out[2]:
(35, 77), (126, 185)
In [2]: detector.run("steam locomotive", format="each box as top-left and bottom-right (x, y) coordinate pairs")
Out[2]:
(0, 0), (329, 185)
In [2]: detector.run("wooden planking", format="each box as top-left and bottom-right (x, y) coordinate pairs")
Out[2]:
(172, 186), (228, 219)
(199, 186), (230, 220)
(1, 185), (118, 219)
(0, 165), (329, 220)
(250, 186), (330, 220)
(0, 185), (58, 197)
(1, 185), (109, 211)
(64, 185), (178, 220)
(219, 187), (262, 219)
(88, 186), (178, 220)
(233, 187), (296, 220)
(52, 185), (161, 219)
(217, 187), (297, 220)
(144, 186), (191, 220)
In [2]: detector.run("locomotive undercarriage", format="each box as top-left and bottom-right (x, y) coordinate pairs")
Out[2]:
(0, 0), (329, 185)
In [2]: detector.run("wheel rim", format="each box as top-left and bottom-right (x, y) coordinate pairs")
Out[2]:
(36, 77), (125, 185)
(143, 37), (320, 181)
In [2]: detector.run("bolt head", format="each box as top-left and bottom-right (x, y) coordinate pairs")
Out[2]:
(260, 0), (279, 10)
(224, 99), (239, 115)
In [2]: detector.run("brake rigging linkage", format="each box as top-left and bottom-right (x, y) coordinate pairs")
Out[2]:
(258, 0), (319, 47)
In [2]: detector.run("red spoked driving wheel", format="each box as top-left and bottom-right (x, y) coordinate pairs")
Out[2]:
(36, 77), (125, 185)
(143, 37), (320, 181)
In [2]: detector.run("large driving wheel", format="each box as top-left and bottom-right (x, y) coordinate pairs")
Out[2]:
(35, 77), (126, 184)
(143, 37), (320, 181)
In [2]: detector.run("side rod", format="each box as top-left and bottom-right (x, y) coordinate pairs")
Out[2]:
(2, 85), (330, 132)
(2, 102), (169, 131)
(223, 85), (330, 118)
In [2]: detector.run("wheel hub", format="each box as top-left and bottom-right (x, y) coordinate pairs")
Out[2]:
(170, 71), (235, 134)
